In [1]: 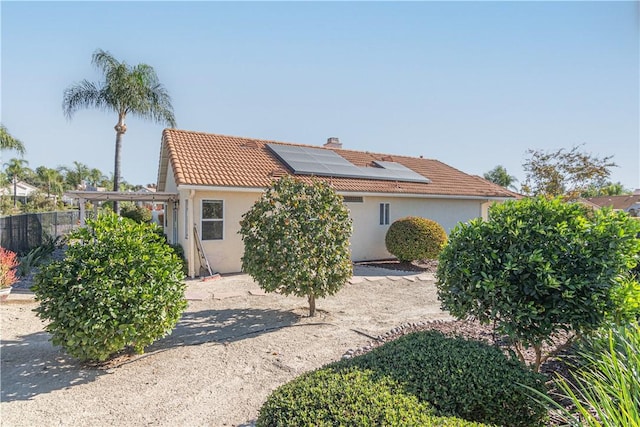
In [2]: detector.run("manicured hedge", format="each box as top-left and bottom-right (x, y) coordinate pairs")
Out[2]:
(385, 216), (447, 262)
(336, 331), (548, 427)
(257, 366), (489, 427)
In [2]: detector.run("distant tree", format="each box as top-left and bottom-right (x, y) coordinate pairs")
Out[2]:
(59, 161), (91, 190)
(522, 145), (616, 199)
(35, 167), (65, 200)
(580, 181), (630, 198)
(239, 176), (353, 317)
(63, 49), (176, 213)
(483, 165), (518, 190)
(87, 168), (107, 188)
(0, 125), (26, 156)
(3, 158), (30, 207)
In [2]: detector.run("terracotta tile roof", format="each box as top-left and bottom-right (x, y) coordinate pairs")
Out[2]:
(585, 195), (640, 210)
(157, 128), (519, 199)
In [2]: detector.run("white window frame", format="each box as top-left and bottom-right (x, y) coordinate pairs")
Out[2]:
(379, 202), (390, 225)
(201, 199), (224, 240)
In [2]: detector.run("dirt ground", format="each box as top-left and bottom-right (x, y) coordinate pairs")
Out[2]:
(1, 266), (454, 426)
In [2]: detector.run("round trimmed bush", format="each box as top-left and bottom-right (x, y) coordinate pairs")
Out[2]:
(120, 203), (152, 223)
(337, 330), (548, 427)
(33, 214), (187, 362)
(385, 216), (447, 262)
(257, 366), (488, 427)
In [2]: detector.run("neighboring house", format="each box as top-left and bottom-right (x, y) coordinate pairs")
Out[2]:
(157, 129), (519, 276)
(585, 192), (640, 217)
(1, 180), (39, 202)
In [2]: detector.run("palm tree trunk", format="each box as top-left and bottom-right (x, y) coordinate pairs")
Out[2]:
(12, 176), (17, 208)
(113, 120), (126, 214)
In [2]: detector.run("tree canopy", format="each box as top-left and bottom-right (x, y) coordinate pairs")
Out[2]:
(0, 125), (26, 155)
(483, 165), (518, 190)
(521, 145), (616, 199)
(239, 176), (353, 316)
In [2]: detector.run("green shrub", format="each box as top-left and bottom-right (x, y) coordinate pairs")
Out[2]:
(257, 366), (488, 427)
(437, 197), (640, 370)
(120, 202), (152, 223)
(33, 214), (187, 362)
(239, 176), (352, 316)
(385, 216), (447, 262)
(337, 330), (547, 427)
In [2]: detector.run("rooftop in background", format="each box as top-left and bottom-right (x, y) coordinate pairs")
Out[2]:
(157, 128), (519, 199)
(585, 194), (640, 212)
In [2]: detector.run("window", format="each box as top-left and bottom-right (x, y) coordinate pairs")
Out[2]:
(379, 203), (390, 225)
(202, 200), (223, 240)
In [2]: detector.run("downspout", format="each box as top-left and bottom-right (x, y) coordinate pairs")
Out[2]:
(187, 189), (196, 278)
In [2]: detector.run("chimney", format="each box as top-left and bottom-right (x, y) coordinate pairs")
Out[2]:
(324, 137), (342, 149)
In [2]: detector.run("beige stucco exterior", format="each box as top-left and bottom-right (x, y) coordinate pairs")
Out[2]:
(163, 185), (499, 276)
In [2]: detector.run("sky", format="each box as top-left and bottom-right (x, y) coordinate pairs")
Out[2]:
(1, 1), (639, 191)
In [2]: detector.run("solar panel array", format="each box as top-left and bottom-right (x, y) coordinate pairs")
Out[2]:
(267, 144), (430, 184)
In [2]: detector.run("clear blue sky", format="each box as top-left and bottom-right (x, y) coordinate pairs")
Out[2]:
(2, 1), (638, 190)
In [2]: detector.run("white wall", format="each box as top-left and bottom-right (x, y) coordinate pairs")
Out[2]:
(346, 196), (485, 261)
(177, 189), (492, 275)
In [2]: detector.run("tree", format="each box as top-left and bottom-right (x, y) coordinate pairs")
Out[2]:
(239, 176), (353, 316)
(3, 158), (30, 207)
(35, 166), (64, 199)
(0, 125), (26, 155)
(521, 145), (616, 199)
(580, 181), (630, 198)
(63, 49), (176, 213)
(59, 161), (90, 190)
(436, 197), (640, 371)
(483, 165), (518, 190)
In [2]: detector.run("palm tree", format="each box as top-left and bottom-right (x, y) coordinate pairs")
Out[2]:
(483, 165), (518, 190)
(35, 166), (64, 199)
(0, 125), (26, 155)
(62, 49), (176, 213)
(3, 158), (30, 207)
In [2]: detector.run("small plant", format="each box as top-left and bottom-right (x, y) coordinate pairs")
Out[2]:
(33, 214), (187, 362)
(257, 366), (489, 427)
(385, 216), (447, 262)
(0, 247), (19, 288)
(337, 330), (547, 427)
(239, 176), (352, 316)
(437, 197), (640, 370)
(527, 323), (640, 426)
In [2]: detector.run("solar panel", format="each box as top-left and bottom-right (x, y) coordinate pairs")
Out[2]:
(266, 144), (430, 184)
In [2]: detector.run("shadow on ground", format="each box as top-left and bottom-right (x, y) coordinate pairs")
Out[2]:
(151, 307), (301, 350)
(1, 331), (102, 402)
(1, 307), (301, 403)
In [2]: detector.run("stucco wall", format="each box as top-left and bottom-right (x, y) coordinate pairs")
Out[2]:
(172, 189), (493, 275)
(346, 196), (485, 261)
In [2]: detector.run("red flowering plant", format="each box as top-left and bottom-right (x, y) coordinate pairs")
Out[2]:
(0, 247), (19, 289)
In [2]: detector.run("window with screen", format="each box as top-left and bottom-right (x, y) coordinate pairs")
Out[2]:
(202, 200), (223, 240)
(379, 203), (390, 225)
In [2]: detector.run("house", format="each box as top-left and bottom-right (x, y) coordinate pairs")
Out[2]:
(156, 129), (519, 276)
(585, 191), (640, 217)
(1, 180), (39, 204)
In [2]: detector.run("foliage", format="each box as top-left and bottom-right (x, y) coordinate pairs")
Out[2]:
(239, 176), (353, 316)
(120, 203), (152, 223)
(580, 181), (630, 198)
(336, 330), (547, 427)
(483, 165), (518, 190)
(168, 243), (188, 275)
(0, 247), (19, 288)
(436, 197), (640, 370)
(33, 214), (187, 362)
(16, 234), (64, 277)
(257, 367), (440, 427)
(527, 323), (640, 427)
(385, 216), (447, 262)
(0, 124), (26, 155)
(521, 144), (616, 199)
